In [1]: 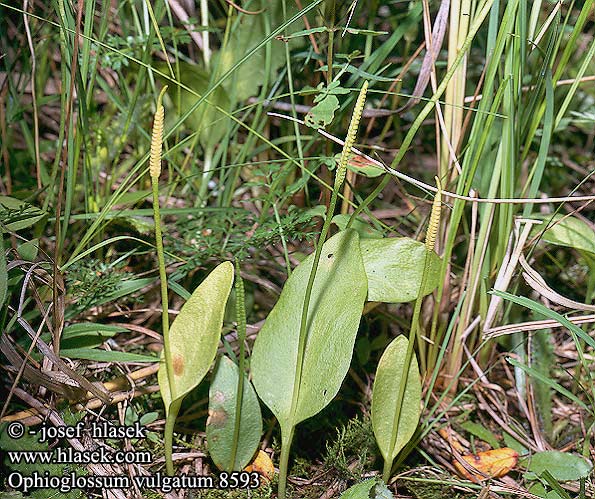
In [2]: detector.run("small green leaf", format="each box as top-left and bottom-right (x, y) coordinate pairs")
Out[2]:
(0, 196), (46, 232)
(460, 421), (500, 449)
(340, 478), (394, 499)
(345, 28), (389, 36)
(372, 335), (421, 463)
(139, 412), (159, 426)
(305, 81), (351, 129)
(305, 92), (340, 129)
(60, 348), (156, 363)
(158, 261), (234, 410)
(361, 238), (441, 303)
(251, 230), (367, 428)
(280, 26), (327, 41)
(16, 238), (39, 261)
(532, 214), (595, 254)
(62, 323), (128, 340)
(503, 433), (528, 456)
(528, 482), (564, 499)
(528, 451), (593, 481)
(206, 356), (262, 471)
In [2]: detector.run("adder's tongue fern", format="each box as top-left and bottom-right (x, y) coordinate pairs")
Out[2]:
(149, 87), (176, 404)
(277, 81), (369, 499)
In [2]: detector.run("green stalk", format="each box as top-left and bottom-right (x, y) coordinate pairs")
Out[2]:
(163, 400), (182, 476)
(277, 81), (368, 499)
(229, 258), (247, 471)
(149, 87), (176, 475)
(278, 425), (295, 499)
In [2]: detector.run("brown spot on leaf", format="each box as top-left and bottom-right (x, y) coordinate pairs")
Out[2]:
(206, 407), (228, 428)
(173, 354), (184, 376)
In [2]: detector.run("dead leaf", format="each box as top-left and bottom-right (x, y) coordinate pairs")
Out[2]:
(244, 450), (275, 482)
(453, 447), (519, 482)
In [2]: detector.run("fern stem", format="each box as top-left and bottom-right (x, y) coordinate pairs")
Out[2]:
(278, 425), (295, 499)
(149, 86), (177, 476)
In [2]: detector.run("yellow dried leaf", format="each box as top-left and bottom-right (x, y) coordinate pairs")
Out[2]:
(244, 450), (275, 482)
(453, 447), (518, 482)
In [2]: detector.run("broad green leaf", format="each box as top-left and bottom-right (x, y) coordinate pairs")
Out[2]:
(214, 2), (288, 102)
(251, 230), (367, 427)
(158, 261), (234, 410)
(531, 214), (595, 254)
(528, 451), (593, 481)
(206, 356), (262, 471)
(372, 335), (421, 463)
(361, 238), (441, 303)
(340, 478), (394, 499)
(60, 348), (156, 363)
(0, 196), (46, 232)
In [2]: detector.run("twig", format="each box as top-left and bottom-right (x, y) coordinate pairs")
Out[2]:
(269, 112), (595, 205)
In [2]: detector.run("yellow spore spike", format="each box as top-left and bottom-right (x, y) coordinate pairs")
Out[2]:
(149, 86), (168, 179)
(425, 176), (442, 252)
(335, 81), (368, 189)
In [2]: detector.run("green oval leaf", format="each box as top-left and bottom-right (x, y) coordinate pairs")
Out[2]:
(371, 335), (421, 463)
(206, 355), (262, 471)
(158, 261), (234, 410)
(531, 214), (595, 254)
(528, 451), (593, 481)
(251, 230), (367, 428)
(361, 238), (441, 303)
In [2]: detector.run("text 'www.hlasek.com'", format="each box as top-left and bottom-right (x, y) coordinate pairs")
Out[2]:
(3, 420), (261, 493)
